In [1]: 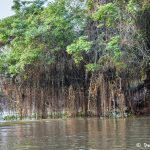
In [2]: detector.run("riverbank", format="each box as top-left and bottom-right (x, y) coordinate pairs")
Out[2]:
(1, 115), (150, 127)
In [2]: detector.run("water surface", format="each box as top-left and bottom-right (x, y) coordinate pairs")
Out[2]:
(0, 117), (150, 150)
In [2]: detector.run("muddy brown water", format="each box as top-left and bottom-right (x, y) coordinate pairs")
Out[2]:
(0, 117), (150, 150)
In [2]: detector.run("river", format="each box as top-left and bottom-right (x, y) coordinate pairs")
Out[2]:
(0, 117), (150, 150)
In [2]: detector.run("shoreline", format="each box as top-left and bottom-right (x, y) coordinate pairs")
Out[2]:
(1, 116), (150, 127)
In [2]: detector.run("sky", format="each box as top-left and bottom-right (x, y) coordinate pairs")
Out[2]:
(0, 0), (14, 19)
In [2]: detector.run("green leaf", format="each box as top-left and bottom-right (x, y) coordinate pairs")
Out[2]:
(66, 36), (92, 64)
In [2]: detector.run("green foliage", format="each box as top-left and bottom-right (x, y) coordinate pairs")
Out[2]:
(12, 0), (46, 14)
(87, 0), (94, 10)
(0, 0), (87, 75)
(92, 0), (146, 72)
(85, 63), (99, 72)
(0, 0), (46, 74)
(3, 115), (19, 121)
(0, 0), (149, 80)
(93, 3), (119, 27)
(67, 36), (92, 64)
(127, 0), (140, 14)
(0, 16), (16, 43)
(107, 36), (120, 50)
(107, 36), (122, 61)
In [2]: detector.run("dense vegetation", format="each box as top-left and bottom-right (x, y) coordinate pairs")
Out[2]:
(0, 0), (150, 119)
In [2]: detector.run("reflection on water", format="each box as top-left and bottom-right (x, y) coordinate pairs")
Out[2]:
(0, 118), (150, 150)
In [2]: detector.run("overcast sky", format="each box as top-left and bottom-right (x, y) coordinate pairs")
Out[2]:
(0, 0), (14, 19)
